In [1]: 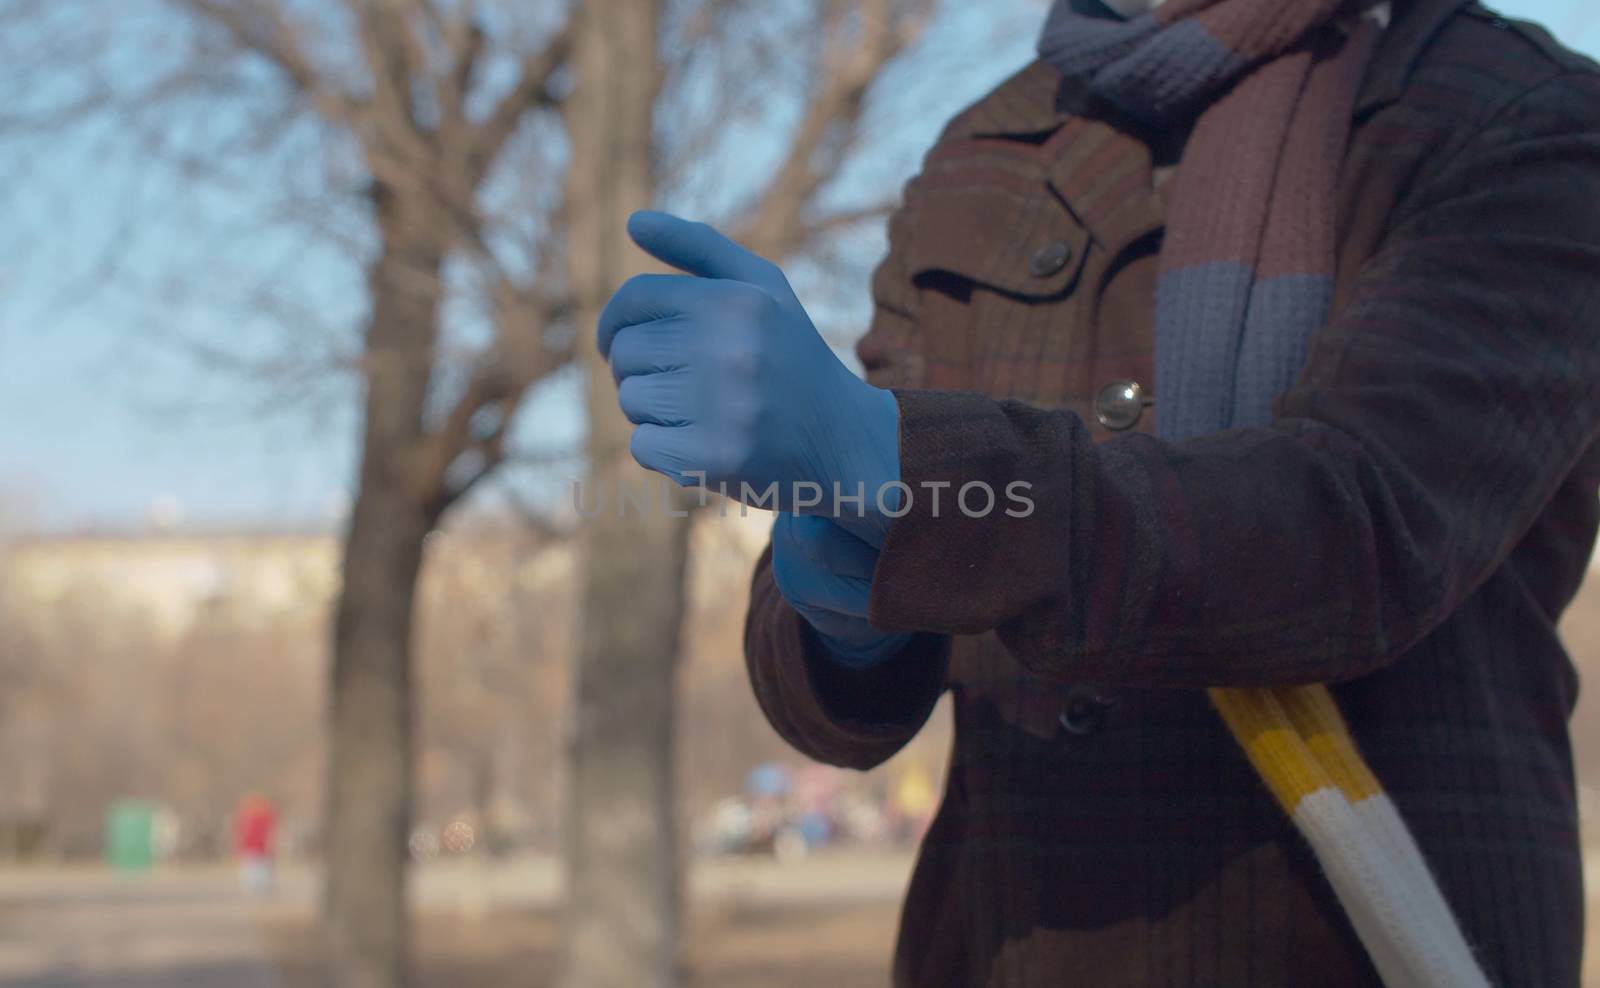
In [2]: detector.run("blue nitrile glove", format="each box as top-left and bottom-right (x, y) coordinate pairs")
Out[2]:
(597, 211), (902, 548)
(770, 512), (913, 668)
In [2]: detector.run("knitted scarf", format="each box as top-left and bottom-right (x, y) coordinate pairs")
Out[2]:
(1039, 3), (1490, 985)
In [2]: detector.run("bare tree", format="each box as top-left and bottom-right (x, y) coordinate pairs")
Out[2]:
(150, 10), (575, 987)
(2, 0), (948, 983)
(558, 4), (677, 983)
(3, 3), (573, 983)
(559, 2), (933, 985)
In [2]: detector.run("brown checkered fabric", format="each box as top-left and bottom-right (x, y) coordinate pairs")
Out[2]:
(743, 2), (1600, 985)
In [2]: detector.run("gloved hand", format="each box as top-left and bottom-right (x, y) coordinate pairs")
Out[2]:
(597, 210), (902, 548)
(770, 512), (912, 668)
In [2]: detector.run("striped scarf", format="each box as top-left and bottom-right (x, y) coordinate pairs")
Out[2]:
(1039, 2), (1491, 985)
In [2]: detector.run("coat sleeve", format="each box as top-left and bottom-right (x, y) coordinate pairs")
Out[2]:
(867, 70), (1600, 689)
(743, 178), (952, 771)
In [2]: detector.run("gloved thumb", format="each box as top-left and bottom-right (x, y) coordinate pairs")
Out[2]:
(627, 210), (792, 300)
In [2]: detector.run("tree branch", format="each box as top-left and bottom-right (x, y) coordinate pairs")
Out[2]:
(342, 0), (429, 136)
(735, 0), (933, 259)
(179, 0), (366, 129)
(469, 22), (573, 184)
(414, 291), (575, 517)
(430, 1), (487, 138)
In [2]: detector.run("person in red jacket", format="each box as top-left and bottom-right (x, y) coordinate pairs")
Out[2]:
(233, 793), (277, 897)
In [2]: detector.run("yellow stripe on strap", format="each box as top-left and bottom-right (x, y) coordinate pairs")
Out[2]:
(1211, 684), (1492, 986)
(1207, 687), (1335, 815)
(1273, 684), (1383, 803)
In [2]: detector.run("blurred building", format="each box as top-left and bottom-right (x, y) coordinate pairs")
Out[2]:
(3, 533), (339, 636)
(0, 508), (856, 860)
(0, 507), (774, 634)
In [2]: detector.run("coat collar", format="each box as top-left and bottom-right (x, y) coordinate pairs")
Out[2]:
(1354, 0), (1475, 114)
(954, 0), (1473, 142)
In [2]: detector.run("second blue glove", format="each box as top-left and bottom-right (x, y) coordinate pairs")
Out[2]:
(770, 512), (912, 668)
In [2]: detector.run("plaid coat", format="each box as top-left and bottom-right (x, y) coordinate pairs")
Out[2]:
(743, 1), (1600, 985)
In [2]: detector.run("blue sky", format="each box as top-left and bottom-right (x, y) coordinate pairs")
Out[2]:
(0, 1), (1592, 534)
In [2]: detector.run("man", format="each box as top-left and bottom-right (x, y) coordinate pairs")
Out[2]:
(597, 0), (1600, 983)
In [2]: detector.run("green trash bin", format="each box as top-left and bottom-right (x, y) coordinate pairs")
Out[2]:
(105, 799), (157, 872)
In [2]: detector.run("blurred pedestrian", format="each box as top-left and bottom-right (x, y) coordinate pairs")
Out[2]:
(233, 793), (276, 897)
(888, 765), (935, 846)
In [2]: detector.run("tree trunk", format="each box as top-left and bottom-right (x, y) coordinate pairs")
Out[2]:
(321, 198), (444, 988)
(559, 3), (685, 987)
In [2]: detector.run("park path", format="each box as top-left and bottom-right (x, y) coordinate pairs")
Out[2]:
(0, 851), (913, 987)
(7, 851), (1598, 987)
(0, 866), (286, 987)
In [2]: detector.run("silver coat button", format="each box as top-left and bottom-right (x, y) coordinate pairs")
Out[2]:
(1094, 379), (1150, 431)
(1028, 240), (1073, 278)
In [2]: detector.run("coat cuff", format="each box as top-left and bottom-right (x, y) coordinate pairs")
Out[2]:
(868, 388), (1087, 638)
(746, 547), (949, 771)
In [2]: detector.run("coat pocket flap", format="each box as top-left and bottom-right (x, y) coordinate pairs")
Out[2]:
(905, 178), (1091, 301)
